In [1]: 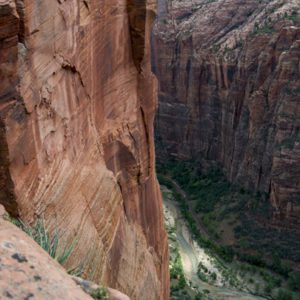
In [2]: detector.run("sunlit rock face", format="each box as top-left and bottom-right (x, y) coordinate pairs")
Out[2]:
(0, 214), (94, 300)
(0, 1), (169, 299)
(153, 0), (300, 226)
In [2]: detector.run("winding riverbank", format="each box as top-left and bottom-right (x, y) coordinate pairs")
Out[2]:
(162, 183), (267, 300)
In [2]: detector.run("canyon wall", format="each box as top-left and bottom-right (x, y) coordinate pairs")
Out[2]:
(0, 0), (169, 299)
(153, 0), (300, 225)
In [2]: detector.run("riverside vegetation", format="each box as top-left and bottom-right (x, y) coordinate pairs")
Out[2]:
(163, 183), (265, 300)
(158, 160), (300, 300)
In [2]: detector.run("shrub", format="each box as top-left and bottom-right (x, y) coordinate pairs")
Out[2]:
(284, 11), (300, 25)
(194, 292), (204, 300)
(91, 287), (109, 300)
(288, 271), (300, 291)
(210, 272), (217, 281)
(178, 276), (186, 289)
(238, 253), (266, 268)
(264, 284), (272, 294)
(198, 262), (208, 273)
(271, 254), (291, 277)
(252, 22), (274, 35)
(197, 270), (208, 282)
(170, 251), (187, 288)
(276, 289), (293, 300)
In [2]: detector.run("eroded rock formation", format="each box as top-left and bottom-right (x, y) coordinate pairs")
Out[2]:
(153, 0), (300, 225)
(0, 1), (169, 299)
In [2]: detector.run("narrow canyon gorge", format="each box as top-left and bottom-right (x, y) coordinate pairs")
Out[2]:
(153, 0), (300, 227)
(153, 0), (300, 299)
(0, 0), (299, 299)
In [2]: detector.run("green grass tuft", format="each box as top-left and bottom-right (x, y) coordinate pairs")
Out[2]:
(9, 217), (76, 266)
(91, 287), (109, 300)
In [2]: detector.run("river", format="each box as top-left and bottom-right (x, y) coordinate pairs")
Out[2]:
(162, 182), (267, 300)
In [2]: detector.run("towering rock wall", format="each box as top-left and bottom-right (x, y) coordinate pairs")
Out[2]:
(153, 0), (300, 226)
(0, 0), (169, 299)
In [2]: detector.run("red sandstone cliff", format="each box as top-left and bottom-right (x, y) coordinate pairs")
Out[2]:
(0, 1), (169, 299)
(153, 0), (300, 226)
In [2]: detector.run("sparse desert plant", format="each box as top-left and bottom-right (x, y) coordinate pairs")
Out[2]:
(10, 217), (76, 266)
(91, 287), (109, 300)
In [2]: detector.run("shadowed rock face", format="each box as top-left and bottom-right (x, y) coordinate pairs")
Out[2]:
(0, 0), (169, 299)
(153, 0), (300, 226)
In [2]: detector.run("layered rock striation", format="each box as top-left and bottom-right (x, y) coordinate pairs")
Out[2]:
(0, 0), (169, 299)
(153, 0), (300, 225)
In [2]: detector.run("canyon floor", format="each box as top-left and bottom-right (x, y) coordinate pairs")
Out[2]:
(159, 167), (300, 300)
(163, 185), (267, 300)
(164, 196), (266, 299)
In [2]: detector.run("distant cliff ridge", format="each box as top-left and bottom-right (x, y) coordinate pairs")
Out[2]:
(153, 0), (300, 225)
(0, 1), (169, 299)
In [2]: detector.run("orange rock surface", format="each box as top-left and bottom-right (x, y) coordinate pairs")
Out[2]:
(0, 205), (130, 300)
(0, 1), (169, 299)
(0, 215), (93, 300)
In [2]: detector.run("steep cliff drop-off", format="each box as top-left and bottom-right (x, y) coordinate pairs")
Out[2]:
(0, 1), (169, 299)
(153, 0), (300, 226)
